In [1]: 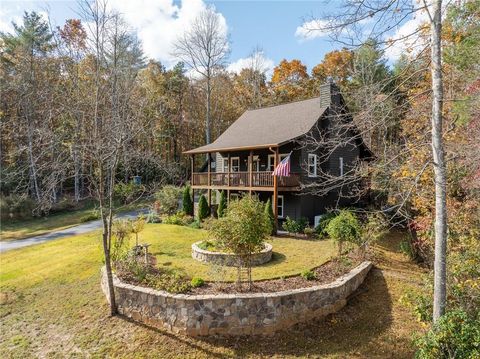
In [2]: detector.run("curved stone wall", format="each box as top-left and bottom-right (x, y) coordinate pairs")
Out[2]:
(191, 241), (273, 267)
(101, 261), (372, 337)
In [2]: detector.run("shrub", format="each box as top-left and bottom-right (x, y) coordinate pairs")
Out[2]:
(80, 209), (100, 223)
(0, 195), (36, 220)
(154, 185), (181, 215)
(49, 197), (77, 214)
(130, 217), (146, 247)
(182, 185), (194, 215)
(188, 219), (201, 229)
(264, 198), (275, 234)
(145, 211), (161, 223)
(114, 182), (143, 205)
(190, 277), (205, 288)
(111, 219), (133, 263)
(145, 270), (191, 294)
(315, 212), (337, 238)
(217, 190), (227, 218)
(197, 194), (210, 221)
(414, 310), (480, 359)
(301, 269), (316, 280)
(359, 212), (388, 257)
(282, 216), (309, 235)
(325, 210), (360, 254)
(209, 196), (272, 288)
(116, 254), (148, 282)
(303, 226), (315, 237)
(163, 211), (194, 226)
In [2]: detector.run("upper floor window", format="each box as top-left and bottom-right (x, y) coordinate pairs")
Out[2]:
(339, 157), (344, 177)
(268, 153), (289, 171)
(308, 154), (318, 177)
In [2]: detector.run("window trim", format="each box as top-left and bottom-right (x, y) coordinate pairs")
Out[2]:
(308, 153), (318, 177)
(221, 158), (229, 173)
(268, 153), (289, 171)
(277, 195), (284, 218)
(230, 157), (240, 172)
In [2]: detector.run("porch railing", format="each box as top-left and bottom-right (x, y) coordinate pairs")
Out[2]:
(192, 171), (300, 188)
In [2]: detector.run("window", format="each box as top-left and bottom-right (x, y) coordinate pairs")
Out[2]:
(339, 157), (344, 176)
(277, 195), (284, 218)
(230, 157), (240, 172)
(308, 154), (318, 177)
(268, 154), (289, 171)
(221, 158), (229, 172)
(252, 155), (260, 172)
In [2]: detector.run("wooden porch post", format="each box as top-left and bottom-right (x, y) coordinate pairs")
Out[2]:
(191, 155), (195, 217)
(249, 150), (253, 195)
(191, 155), (195, 185)
(207, 153), (211, 207)
(273, 147), (279, 233)
(227, 153), (231, 205)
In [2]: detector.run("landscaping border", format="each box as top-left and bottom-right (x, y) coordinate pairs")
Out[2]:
(191, 241), (273, 267)
(101, 261), (372, 336)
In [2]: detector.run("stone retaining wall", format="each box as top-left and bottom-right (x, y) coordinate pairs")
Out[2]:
(191, 241), (273, 267)
(101, 261), (372, 336)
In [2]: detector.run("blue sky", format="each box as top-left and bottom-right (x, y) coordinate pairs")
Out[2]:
(1, 0), (413, 75)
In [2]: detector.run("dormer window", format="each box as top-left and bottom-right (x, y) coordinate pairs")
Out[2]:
(308, 154), (318, 177)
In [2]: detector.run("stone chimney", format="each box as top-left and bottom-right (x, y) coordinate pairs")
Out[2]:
(319, 79), (341, 108)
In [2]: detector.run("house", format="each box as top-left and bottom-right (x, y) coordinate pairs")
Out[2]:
(184, 82), (372, 229)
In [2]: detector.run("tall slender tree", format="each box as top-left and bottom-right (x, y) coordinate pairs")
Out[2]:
(173, 6), (230, 145)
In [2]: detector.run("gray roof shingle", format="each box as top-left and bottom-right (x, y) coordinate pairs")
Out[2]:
(185, 97), (327, 154)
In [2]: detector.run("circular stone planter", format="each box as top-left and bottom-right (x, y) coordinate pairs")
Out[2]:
(100, 261), (372, 337)
(191, 241), (273, 267)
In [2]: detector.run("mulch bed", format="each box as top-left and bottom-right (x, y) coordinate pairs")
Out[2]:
(116, 250), (366, 295)
(189, 252), (364, 295)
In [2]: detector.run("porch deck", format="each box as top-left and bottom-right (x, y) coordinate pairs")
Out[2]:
(191, 171), (301, 191)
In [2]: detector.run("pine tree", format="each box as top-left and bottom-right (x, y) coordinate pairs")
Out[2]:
(198, 194), (210, 221)
(264, 198), (275, 235)
(217, 190), (227, 217)
(182, 185), (193, 215)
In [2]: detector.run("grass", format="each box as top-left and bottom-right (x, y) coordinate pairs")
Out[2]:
(0, 227), (426, 358)
(0, 200), (149, 242)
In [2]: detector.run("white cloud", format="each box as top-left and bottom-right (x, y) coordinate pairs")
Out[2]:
(0, 3), (30, 34)
(295, 19), (330, 42)
(108, 0), (228, 67)
(383, 10), (429, 62)
(227, 52), (274, 77)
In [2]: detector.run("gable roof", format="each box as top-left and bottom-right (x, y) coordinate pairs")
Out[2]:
(185, 97), (328, 154)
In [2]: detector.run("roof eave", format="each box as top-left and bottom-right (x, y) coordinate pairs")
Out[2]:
(183, 143), (280, 155)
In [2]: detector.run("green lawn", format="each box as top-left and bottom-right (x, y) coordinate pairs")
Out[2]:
(0, 224), (336, 286)
(0, 201), (149, 241)
(0, 227), (425, 358)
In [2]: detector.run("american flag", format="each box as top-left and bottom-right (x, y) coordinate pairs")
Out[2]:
(272, 153), (291, 177)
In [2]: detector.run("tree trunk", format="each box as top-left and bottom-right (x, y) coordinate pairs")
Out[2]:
(206, 75), (211, 145)
(430, 0), (447, 323)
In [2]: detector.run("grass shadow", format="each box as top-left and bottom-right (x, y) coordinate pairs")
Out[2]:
(193, 269), (401, 358)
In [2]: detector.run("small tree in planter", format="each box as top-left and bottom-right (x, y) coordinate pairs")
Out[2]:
(209, 196), (272, 289)
(198, 194), (210, 221)
(217, 190), (227, 218)
(182, 185), (194, 215)
(325, 210), (361, 255)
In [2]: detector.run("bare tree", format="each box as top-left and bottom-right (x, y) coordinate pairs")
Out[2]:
(302, 0), (447, 321)
(173, 6), (229, 144)
(79, 0), (146, 316)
